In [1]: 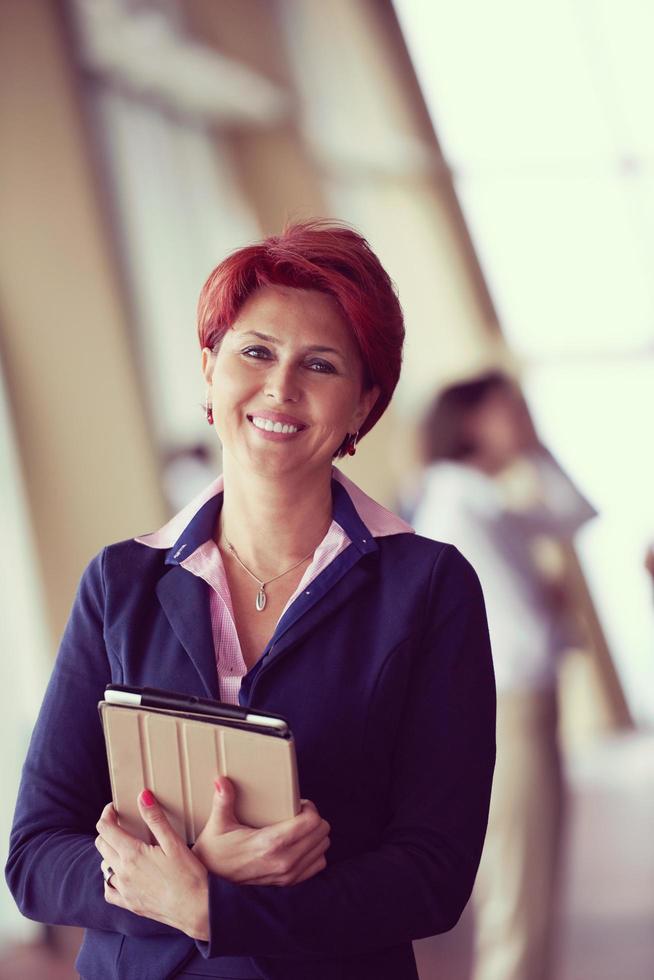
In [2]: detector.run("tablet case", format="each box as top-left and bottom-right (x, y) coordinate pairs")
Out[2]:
(99, 701), (301, 844)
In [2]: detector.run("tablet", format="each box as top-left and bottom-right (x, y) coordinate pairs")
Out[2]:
(99, 685), (300, 844)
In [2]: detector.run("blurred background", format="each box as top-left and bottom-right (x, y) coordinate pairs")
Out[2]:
(1, 1), (652, 978)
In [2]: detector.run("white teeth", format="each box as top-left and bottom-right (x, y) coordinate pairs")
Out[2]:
(250, 416), (300, 434)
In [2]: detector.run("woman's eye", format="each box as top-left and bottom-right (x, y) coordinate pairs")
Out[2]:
(241, 346), (272, 360)
(306, 359), (336, 374)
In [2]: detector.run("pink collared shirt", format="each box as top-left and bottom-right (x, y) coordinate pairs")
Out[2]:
(136, 469), (413, 704)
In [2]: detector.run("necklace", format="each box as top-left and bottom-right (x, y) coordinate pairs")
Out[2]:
(224, 539), (315, 612)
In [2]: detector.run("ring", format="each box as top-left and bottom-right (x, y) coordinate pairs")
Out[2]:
(102, 865), (115, 886)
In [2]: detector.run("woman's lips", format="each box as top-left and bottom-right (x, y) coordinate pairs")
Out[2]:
(247, 413), (307, 438)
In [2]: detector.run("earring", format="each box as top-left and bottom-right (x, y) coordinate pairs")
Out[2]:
(346, 431), (359, 456)
(206, 399), (214, 426)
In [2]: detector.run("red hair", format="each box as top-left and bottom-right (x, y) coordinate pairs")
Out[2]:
(197, 220), (404, 453)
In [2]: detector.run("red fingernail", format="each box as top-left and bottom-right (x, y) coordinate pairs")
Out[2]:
(214, 778), (223, 795)
(141, 788), (155, 807)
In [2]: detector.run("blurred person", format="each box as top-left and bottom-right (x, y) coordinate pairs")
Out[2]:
(412, 372), (597, 980)
(6, 222), (496, 980)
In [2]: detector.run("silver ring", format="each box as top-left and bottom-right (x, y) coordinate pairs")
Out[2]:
(102, 865), (115, 886)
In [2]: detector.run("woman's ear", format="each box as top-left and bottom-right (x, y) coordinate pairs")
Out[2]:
(201, 347), (215, 385)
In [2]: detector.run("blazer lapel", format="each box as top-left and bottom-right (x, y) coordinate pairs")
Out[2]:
(255, 555), (377, 681)
(156, 566), (218, 698)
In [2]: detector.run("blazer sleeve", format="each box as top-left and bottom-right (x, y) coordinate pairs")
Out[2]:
(198, 544), (496, 959)
(5, 550), (179, 938)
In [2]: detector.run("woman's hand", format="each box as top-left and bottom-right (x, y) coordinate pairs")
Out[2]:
(95, 791), (209, 940)
(192, 777), (331, 886)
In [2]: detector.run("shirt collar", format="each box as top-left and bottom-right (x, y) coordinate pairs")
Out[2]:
(135, 468), (413, 566)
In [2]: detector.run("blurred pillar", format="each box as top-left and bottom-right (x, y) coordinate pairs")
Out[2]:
(559, 547), (633, 739)
(181, 0), (327, 235)
(0, 0), (166, 643)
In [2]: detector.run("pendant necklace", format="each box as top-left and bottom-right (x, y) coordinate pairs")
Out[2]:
(224, 540), (315, 612)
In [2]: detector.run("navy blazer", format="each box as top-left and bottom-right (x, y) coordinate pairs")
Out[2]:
(6, 480), (495, 980)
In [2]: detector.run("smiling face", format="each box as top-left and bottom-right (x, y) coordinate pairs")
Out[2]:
(201, 286), (379, 481)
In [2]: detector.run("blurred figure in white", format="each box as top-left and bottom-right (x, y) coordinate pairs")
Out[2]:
(412, 372), (597, 980)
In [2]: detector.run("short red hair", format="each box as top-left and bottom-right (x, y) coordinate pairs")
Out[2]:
(197, 220), (404, 452)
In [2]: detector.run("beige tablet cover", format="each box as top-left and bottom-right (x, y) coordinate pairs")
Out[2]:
(99, 702), (300, 844)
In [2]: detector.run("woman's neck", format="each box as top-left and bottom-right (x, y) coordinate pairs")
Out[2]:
(217, 459), (334, 580)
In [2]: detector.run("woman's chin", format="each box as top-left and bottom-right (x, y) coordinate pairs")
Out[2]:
(236, 442), (334, 481)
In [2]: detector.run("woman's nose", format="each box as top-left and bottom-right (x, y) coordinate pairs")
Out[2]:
(264, 363), (301, 403)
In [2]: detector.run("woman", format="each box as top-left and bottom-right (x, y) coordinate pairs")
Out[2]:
(7, 221), (495, 980)
(412, 373), (596, 980)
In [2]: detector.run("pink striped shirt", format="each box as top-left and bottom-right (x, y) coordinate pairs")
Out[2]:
(136, 468), (413, 704)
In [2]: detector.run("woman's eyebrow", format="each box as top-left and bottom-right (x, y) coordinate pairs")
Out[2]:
(239, 330), (278, 343)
